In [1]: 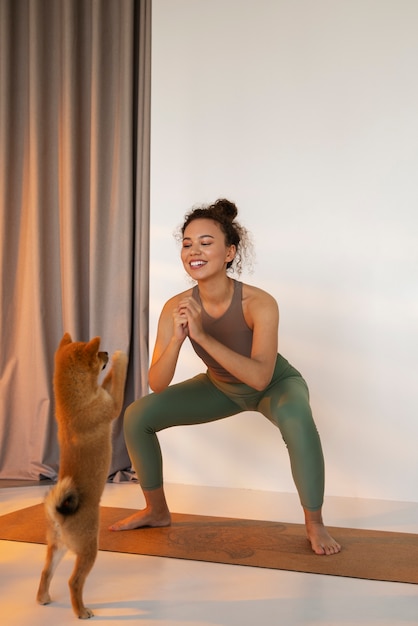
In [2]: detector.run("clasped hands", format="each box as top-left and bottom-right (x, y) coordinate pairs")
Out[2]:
(173, 296), (205, 342)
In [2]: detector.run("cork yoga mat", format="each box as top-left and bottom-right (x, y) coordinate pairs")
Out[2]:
(0, 504), (417, 584)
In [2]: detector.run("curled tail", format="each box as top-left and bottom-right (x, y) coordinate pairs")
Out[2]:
(45, 476), (80, 517)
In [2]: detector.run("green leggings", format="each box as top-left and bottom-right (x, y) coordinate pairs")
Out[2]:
(124, 355), (325, 511)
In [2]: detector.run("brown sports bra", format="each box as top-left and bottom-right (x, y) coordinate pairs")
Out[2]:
(190, 280), (253, 383)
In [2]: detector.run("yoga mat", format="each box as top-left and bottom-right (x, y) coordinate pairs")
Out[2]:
(0, 504), (417, 584)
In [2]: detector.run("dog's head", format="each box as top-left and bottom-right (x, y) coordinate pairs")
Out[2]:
(55, 333), (109, 384)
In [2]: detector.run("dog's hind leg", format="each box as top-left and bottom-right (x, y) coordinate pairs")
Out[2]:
(37, 541), (67, 605)
(68, 545), (98, 619)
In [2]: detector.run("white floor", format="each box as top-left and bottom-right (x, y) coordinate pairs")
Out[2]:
(0, 482), (417, 625)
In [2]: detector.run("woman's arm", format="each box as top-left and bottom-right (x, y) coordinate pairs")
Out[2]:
(179, 285), (279, 391)
(148, 291), (191, 393)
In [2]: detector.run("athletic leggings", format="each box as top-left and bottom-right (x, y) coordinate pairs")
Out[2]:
(124, 354), (325, 511)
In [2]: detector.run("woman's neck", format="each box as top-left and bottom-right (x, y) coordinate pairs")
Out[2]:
(197, 276), (235, 314)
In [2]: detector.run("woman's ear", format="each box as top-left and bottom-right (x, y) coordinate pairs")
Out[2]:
(226, 244), (236, 262)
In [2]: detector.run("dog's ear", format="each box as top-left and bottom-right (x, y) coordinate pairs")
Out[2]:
(59, 332), (72, 347)
(86, 336), (101, 355)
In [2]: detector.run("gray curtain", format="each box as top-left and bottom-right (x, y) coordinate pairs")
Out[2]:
(0, 0), (151, 480)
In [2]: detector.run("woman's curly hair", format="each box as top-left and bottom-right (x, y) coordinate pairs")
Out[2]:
(178, 198), (254, 275)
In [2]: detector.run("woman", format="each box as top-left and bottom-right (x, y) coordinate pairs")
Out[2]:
(111, 199), (341, 555)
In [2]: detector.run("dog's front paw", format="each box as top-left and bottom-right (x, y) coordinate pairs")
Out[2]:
(101, 350), (128, 399)
(112, 350), (128, 366)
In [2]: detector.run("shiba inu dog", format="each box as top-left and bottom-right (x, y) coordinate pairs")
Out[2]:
(37, 333), (128, 619)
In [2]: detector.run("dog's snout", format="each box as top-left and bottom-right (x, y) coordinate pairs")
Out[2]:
(99, 351), (109, 370)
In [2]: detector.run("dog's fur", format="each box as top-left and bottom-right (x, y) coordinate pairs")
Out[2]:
(36, 333), (128, 619)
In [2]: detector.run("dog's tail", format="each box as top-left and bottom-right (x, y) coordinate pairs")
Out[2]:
(45, 476), (80, 517)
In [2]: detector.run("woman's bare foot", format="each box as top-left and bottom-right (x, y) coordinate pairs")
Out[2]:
(109, 508), (171, 531)
(304, 508), (341, 555)
(109, 486), (171, 531)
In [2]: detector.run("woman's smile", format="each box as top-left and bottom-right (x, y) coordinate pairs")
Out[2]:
(189, 259), (207, 269)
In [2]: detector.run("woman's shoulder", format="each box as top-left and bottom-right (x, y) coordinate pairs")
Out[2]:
(240, 281), (279, 326)
(241, 281), (278, 306)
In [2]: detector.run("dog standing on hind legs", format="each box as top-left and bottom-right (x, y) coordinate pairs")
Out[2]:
(37, 333), (128, 619)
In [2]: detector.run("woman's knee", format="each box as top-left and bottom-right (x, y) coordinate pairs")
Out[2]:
(123, 396), (155, 439)
(275, 400), (318, 444)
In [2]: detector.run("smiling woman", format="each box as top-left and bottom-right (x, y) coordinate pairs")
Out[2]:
(109, 198), (341, 556)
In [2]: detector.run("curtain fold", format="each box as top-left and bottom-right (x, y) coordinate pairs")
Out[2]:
(0, 0), (151, 480)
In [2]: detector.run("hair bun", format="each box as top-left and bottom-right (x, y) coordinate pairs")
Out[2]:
(209, 198), (238, 222)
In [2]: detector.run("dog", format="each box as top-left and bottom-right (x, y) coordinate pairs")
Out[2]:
(36, 333), (128, 619)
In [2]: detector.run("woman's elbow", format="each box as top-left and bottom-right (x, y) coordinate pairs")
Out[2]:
(252, 380), (268, 392)
(251, 374), (271, 392)
(148, 373), (166, 394)
(148, 379), (168, 394)
(251, 365), (275, 391)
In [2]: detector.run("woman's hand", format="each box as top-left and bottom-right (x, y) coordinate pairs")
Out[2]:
(172, 301), (189, 342)
(176, 296), (205, 343)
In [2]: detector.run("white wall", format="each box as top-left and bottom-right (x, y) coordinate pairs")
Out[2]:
(150, 0), (418, 503)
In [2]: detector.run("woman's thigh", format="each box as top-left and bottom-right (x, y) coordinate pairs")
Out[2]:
(126, 374), (242, 434)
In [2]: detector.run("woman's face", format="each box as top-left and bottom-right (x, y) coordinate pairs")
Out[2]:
(181, 218), (236, 280)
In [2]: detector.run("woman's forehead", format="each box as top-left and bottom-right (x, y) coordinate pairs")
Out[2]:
(183, 218), (223, 238)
